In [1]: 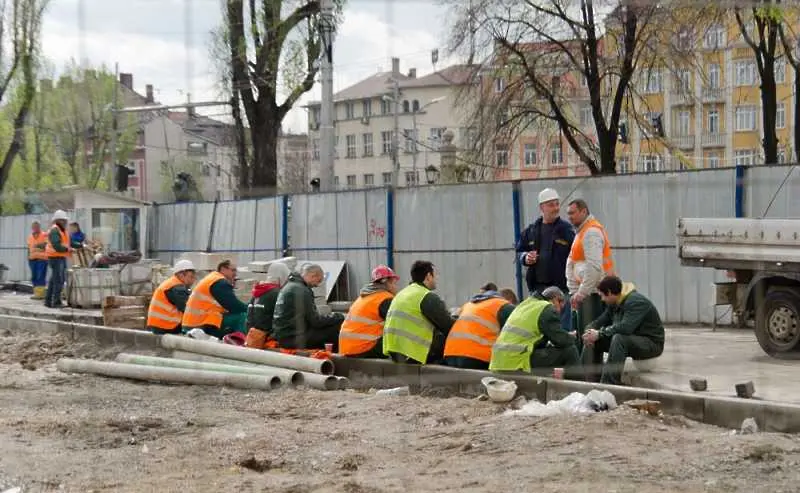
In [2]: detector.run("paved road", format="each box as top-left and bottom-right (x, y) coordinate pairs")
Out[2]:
(632, 327), (800, 404)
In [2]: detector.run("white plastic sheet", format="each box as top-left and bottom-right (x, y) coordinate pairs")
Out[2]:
(504, 390), (618, 417)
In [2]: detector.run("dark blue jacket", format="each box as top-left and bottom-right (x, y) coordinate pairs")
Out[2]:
(515, 217), (574, 292)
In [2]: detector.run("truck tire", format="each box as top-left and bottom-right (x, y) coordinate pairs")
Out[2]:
(755, 290), (800, 358)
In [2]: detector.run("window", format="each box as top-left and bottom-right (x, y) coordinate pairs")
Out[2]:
(345, 102), (355, 119)
(639, 154), (663, 172)
(708, 64), (721, 88)
(642, 112), (661, 137)
(675, 28), (693, 51)
(403, 129), (417, 153)
(551, 143), (563, 165)
(412, 100), (420, 112)
(334, 176), (340, 187)
(777, 103), (786, 129)
(523, 143), (537, 167)
(579, 106), (592, 126)
(778, 147), (787, 163)
(704, 24), (725, 49)
(311, 107), (321, 124)
(641, 69), (662, 94)
(312, 138), (320, 160)
(676, 110), (691, 136)
(734, 149), (756, 166)
(707, 109), (720, 133)
(362, 99), (372, 117)
(776, 58), (786, 84)
(429, 127), (446, 150)
(402, 100), (410, 113)
(618, 157), (630, 173)
(382, 172), (392, 185)
(494, 78), (505, 93)
(381, 131), (393, 155)
(708, 153), (720, 169)
(346, 175), (356, 188)
(735, 106), (757, 131)
(362, 133), (373, 156)
(363, 174), (375, 186)
(380, 99), (391, 115)
(201, 164), (211, 176)
(405, 171), (419, 186)
(675, 69), (691, 93)
(345, 134), (356, 158)
(734, 60), (756, 86)
(495, 144), (509, 167)
(334, 135), (339, 158)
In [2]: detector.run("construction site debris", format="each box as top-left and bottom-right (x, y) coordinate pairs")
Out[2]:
(505, 390), (618, 417)
(690, 378), (708, 391)
(625, 399), (662, 416)
(741, 417), (759, 435)
(736, 381), (756, 399)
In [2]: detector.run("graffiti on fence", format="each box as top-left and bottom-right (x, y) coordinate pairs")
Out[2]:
(368, 218), (386, 241)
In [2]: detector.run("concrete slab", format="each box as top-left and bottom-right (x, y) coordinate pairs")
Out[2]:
(0, 292), (103, 325)
(627, 327), (800, 405)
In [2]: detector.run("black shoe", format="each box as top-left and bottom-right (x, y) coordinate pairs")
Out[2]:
(44, 301), (52, 308)
(51, 302), (64, 309)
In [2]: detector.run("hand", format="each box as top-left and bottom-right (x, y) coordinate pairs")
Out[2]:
(570, 292), (585, 309)
(568, 331), (577, 339)
(525, 251), (538, 264)
(582, 328), (599, 345)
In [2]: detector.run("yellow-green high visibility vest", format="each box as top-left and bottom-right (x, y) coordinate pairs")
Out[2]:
(489, 297), (550, 372)
(382, 283), (435, 363)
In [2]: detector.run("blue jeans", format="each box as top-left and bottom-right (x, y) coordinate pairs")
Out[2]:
(29, 259), (47, 287)
(45, 258), (67, 306)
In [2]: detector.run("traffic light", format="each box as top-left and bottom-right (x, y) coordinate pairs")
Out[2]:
(618, 123), (629, 144)
(114, 164), (134, 192)
(309, 177), (321, 192)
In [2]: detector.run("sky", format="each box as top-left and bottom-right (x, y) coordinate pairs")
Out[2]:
(41, 0), (458, 133)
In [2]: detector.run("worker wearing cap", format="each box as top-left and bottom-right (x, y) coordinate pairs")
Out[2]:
(339, 265), (400, 358)
(183, 259), (249, 339)
(44, 210), (71, 308)
(27, 220), (48, 300)
(489, 287), (581, 378)
(515, 188), (575, 330)
(146, 259), (197, 334)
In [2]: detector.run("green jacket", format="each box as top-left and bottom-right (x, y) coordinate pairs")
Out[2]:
(48, 225), (69, 253)
(590, 283), (664, 344)
(272, 273), (344, 341)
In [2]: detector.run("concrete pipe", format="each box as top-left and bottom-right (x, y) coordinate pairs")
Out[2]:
(301, 372), (338, 391)
(115, 353), (304, 386)
(171, 351), (260, 367)
(336, 376), (350, 390)
(161, 334), (334, 375)
(57, 358), (281, 391)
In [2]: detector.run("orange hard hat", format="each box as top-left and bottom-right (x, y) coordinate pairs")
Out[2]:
(371, 264), (399, 282)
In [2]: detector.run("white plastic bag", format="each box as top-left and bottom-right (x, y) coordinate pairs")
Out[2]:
(504, 390), (617, 417)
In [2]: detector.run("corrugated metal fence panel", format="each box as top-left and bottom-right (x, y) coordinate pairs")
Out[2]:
(253, 197), (283, 260)
(745, 165), (800, 218)
(393, 182), (516, 307)
(211, 200), (258, 263)
(0, 213), (56, 282)
(152, 202), (215, 265)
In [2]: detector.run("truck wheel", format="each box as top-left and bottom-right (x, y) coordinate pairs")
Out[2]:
(755, 290), (800, 358)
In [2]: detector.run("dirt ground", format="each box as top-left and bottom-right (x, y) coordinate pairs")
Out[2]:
(2, 330), (800, 493)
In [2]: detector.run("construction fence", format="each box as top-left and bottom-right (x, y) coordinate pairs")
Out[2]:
(0, 164), (798, 324)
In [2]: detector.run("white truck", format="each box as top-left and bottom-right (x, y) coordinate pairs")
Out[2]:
(677, 217), (800, 358)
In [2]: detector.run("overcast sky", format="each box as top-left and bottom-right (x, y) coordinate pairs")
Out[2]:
(41, 0), (456, 133)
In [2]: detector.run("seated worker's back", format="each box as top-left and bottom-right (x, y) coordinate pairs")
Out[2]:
(244, 262), (291, 348)
(339, 265), (399, 358)
(182, 260), (249, 338)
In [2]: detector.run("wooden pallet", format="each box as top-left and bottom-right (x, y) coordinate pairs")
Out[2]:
(71, 248), (93, 268)
(102, 295), (149, 330)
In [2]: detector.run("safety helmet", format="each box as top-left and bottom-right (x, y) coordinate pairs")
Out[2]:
(173, 259), (196, 274)
(538, 188), (560, 204)
(52, 209), (69, 222)
(371, 264), (399, 282)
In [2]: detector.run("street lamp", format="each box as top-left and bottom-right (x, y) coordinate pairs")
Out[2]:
(425, 165), (440, 184)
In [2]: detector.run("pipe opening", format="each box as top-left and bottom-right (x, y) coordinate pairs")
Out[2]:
(323, 376), (338, 391)
(291, 372), (305, 386)
(320, 359), (334, 375)
(269, 376), (281, 390)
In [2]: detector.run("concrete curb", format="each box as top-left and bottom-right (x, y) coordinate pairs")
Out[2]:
(0, 304), (103, 326)
(331, 355), (800, 433)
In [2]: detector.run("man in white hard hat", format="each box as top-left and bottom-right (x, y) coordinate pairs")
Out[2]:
(515, 188), (575, 330)
(146, 259), (197, 334)
(44, 210), (71, 308)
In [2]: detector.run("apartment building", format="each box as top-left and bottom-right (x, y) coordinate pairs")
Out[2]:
(306, 58), (474, 188)
(277, 131), (311, 193)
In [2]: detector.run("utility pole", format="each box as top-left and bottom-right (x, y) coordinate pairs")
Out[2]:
(319, 0), (336, 191)
(391, 74), (400, 188)
(110, 62), (119, 191)
(411, 109), (418, 185)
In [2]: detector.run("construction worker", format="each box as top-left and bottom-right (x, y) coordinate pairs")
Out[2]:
(339, 265), (400, 358)
(443, 286), (517, 370)
(182, 259), (249, 339)
(44, 210), (70, 308)
(383, 260), (454, 364)
(272, 263), (344, 350)
(244, 262), (291, 348)
(565, 198), (614, 350)
(582, 276), (665, 385)
(146, 259), (197, 334)
(489, 287), (581, 378)
(516, 188), (574, 330)
(27, 221), (48, 300)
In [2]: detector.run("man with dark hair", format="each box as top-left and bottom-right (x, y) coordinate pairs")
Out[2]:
(480, 282), (498, 293)
(582, 275), (665, 385)
(182, 259), (249, 338)
(383, 260), (455, 364)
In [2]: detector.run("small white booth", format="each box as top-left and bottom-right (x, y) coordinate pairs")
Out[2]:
(71, 189), (149, 255)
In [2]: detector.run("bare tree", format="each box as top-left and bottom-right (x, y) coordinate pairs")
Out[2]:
(778, 18), (800, 161)
(278, 149), (312, 194)
(446, 0), (710, 175)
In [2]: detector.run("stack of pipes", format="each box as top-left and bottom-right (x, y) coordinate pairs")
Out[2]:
(56, 334), (348, 392)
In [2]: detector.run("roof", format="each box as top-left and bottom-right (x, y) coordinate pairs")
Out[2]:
(398, 64), (478, 88)
(168, 112), (237, 147)
(334, 70), (410, 102)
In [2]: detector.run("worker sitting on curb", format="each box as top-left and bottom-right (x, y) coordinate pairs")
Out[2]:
(383, 260), (455, 365)
(244, 262), (291, 349)
(338, 265), (400, 358)
(451, 282), (500, 317)
(443, 287), (517, 370)
(489, 286), (581, 378)
(146, 260), (197, 335)
(581, 275), (665, 386)
(272, 263), (344, 351)
(182, 259), (249, 339)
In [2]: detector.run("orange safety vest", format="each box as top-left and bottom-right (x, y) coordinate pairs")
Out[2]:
(147, 276), (185, 331)
(182, 271), (226, 329)
(45, 225), (69, 259)
(569, 217), (614, 282)
(27, 232), (48, 260)
(339, 291), (394, 356)
(443, 297), (509, 363)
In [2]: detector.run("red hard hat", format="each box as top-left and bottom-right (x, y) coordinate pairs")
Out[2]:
(371, 265), (399, 282)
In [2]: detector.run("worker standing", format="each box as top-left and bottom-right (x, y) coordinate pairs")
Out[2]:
(516, 188), (574, 330)
(565, 198), (614, 350)
(339, 265), (400, 358)
(244, 262), (291, 348)
(383, 260), (454, 364)
(182, 259), (249, 339)
(44, 210), (71, 308)
(443, 286), (517, 370)
(489, 287), (580, 378)
(27, 221), (48, 300)
(146, 259), (197, 334)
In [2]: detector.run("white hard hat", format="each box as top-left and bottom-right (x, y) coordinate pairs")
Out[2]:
(52, 209), (69, 222)
(538, 188), (560, 204)
(173, 259), (196, 274)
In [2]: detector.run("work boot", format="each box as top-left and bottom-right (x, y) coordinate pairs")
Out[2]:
(30, 286), (45, 300)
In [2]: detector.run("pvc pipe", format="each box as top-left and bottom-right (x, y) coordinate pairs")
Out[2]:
(115, 353), (303, 386)
(160, 334), (334, 375)
(57, 358), (281, 391)
(171, 351), (337, 391)
(336, 376), (350, 390)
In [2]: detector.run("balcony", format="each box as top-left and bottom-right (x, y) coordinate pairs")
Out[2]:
(671, 92), (694, 106)
(701, 132), (726, 148)
(702, 87), (725, 103)
(672, 134), (695, 149)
